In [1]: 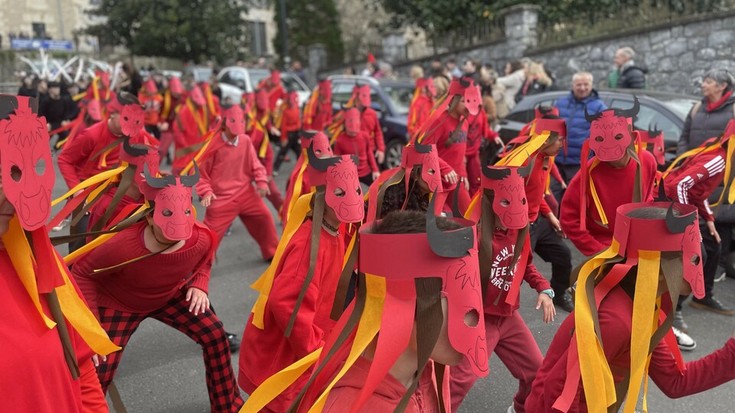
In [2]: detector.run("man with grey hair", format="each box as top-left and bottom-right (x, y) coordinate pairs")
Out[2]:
(609, 46), (647, 89)
(553, 71), (606, 198)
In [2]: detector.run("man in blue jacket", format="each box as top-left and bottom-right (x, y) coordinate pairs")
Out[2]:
(553, 71), (607, 200)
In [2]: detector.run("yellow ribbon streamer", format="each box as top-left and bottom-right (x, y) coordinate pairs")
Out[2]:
(52, 164), (127, 207)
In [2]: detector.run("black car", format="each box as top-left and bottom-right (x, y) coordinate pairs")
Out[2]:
(327, 75), (413, 168)
(497, 89), (699, 163)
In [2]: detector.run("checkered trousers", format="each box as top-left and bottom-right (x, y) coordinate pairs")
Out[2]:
(96, 289), (244, 412)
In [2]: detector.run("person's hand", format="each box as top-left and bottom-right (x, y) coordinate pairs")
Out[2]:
(372, 171), (381, 181)
(269, 127), (281, 137)
(706, 220), (721, 244)
(92, 354), (107, 367)
(186, 287), (209, 316)
(561, 181), (567, 189)
(375, 150), (385, 164)
(494, 136), (504, 146)
(536, 294), (556, 323)
(61, 120), (70, 126)
(158, 122), (169, 132)
(257, 186), (270, 197)
(443, 170), (459, 184)
(201, 193), (216, 207)
(547, 214), (566, 238)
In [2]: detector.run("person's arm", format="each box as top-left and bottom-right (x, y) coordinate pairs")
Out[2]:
(560, 173), (607, 256)
(365, 134), (379, 173)
(194, 147), (216, 199)
(71, 238), (126, 318)
(187, 226), (214, 293)
(244, 136), (268, 189)
(268, 236), (328, 356)
(649, 337), (735, 398)
(669, 154), (725, 222)
(370, 110), (385, 152)
(57, 127), (95, 189)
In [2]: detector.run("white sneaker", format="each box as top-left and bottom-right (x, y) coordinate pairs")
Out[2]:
(52, 218), (70, 232)
(507, 406), (516, 413)
(715, 269), (727, 283)
(672, 326), (696, 351)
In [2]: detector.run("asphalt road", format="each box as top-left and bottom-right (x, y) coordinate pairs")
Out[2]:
(50, 152), (735, 413)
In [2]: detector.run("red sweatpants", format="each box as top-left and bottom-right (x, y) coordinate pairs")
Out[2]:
(204, 186), (279, 260)
(466, 153), (481, 196)
(266, 178), (284, 214)
(449, 311), (543, 413)
(158, 130), (175, 160)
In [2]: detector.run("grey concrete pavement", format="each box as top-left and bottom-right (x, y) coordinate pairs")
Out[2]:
(49, 152), (735, 413)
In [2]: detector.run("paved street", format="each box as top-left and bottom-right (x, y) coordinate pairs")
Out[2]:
(51, 154), (735, 413)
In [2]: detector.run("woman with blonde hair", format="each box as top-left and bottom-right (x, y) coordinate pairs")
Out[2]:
(516, 61), (553, 103)
(410, 65), (425, 81)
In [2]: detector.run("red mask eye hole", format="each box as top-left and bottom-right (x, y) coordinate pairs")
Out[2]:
(614, 134), (624, 140)
(691, 255), (701, 266)
(162, 209), (173, 217)
(522, 198), (527, 205)
(185, 209), (192, 216)
(356, 187), (361, 195)
(427, 168), (435, 175)
(595, 136), (604, 142)
(123, 116), (129, 122)
(10, 165), (22, 182)
(500, 199), (510, 207)
(334, 188), (345, 198)
(464, 309), (479, 327)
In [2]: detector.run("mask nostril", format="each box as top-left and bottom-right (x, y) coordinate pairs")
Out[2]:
(464, 309), (479, 327)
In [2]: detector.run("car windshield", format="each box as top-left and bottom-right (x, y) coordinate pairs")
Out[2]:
(381, 85), (412, 115)
(660, 98), (698, 119)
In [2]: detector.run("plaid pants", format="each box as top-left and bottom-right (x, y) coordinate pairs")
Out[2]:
(97, 289), (244, 412)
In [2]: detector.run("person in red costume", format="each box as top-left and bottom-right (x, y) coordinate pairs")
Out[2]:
(248, 88), (284, 211)
(158, 76), (185, 164)
(239, 153), (365, 412)
(413, 76), (482, 212)
(303, 79), (333, 131)
(407, 77), (435, 137)
(560, 99), (657, 256)
(138, 78), (163, 138)
(274, 90), (302, 172)
(257, 69), (286, 111)
(264, 207), (488, 413)
(333, 107), (380, 185)
(172, 85), (213, 174)
(196, 103), (278, 260)
(451, 165), (555, 413)
(465, 106), (497, 195)
(0, 94), (118, 413)
(280, 130), (334, 226)
(662, 121), (735, 322)
(72, 168), (244, 413)
(352, 84), (386, 165)
(526, 202), (735, 413)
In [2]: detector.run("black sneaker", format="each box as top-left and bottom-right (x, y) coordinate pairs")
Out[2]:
(553, 290), (574, 313)
(226, 332), (241, 353)
(690, 296), (735, 316)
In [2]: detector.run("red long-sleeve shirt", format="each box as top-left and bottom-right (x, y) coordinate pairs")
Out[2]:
(173, 103), (210, 171)
(361, 107), (385, 152)
(0, 250), (86, 413)
(485, 229), (551, 317)
(333, 131), (379, 177)
(305, 101), (333, 131)
(407, 95), (433, 137)
(195, 134), (268, 201)
(421, 113), (469, 179)
(58, 120), (121, 190)
(239, 220), (344, 411)
(466, 109), (491, 157)
(561, 151), (657, 256)
(280, 106), (302, 138)
(526, 286), (735, 412)
(663, 145), (726, 222)
(72, 221), (213, 316)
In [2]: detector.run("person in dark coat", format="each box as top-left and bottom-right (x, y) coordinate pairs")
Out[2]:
(613, 47), (647, 89)
(678, 68), (735, 154)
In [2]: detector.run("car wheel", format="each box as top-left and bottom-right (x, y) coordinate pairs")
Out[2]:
(384, 139), (404, 169)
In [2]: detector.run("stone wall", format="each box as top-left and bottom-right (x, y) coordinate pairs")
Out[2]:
(366, 5), (735, 97)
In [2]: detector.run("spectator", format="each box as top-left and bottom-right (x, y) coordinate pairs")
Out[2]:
(446, 58), (462, 78)
(433, 75), (450, 98)
(430, 58), (445, 78)
(462, 58), (480, 83)
(553, 71), (607, 196)
(678, 68), (735, 154)
(290, 60), (307, 83)
(17, 74), (37, 97)
(609, 46), (647, 89)
(478, 65), (497, 123)
(496, 60), (526, 110)
(121, 63), (142, 95)
(516, 61), (553, 102)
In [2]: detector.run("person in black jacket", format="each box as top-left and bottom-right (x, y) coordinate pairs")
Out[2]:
(613, 47), (647, 89)
(38, 81), (75, 150)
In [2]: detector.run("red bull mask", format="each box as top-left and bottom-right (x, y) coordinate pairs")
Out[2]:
(142, 165), (199, 241)
(586, 97), (640, 162)
(401, 141), (441, 192)
(307, 149), (364, 223)
(300, 130), (333, 157)
(0, 95), (54, 230)
(189, 85), (206, 107)
(270, 70), (281, 86)
(168, 76), (184, 96)
(448, 77), (481, 116)
(255, 89), (269, 111)
(288, 91), (299, 108)
(222, 104), (246, 136)
(318, 80), (332, 102)
(144, 78), (157, 94)
(352, 84), (371, 107)
(119, 101), (145, 138)
(480, 165), (532, 230)
(638, 128), (665, 165)
(86, 99), (102, 122)
(344, 107), (361, 135)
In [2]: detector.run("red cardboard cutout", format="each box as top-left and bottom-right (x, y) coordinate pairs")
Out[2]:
(223, 104), (246, 136)
(481, 166), (530, 230)
(344, 107), (361, 135)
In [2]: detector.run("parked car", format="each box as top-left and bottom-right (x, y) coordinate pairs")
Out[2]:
(497, 89), (699, 164)
(217, 67), (311, 106)
(327, 75), (413, 168)
(184, 66), (214, 83)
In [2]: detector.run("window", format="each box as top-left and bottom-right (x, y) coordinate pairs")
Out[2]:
(247, 21), (267, 56)
(32, 22), (46, 39)
(382, 85), (411, 115)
